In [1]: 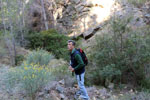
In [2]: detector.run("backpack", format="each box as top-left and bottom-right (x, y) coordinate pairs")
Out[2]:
(76, 48), (88, 66)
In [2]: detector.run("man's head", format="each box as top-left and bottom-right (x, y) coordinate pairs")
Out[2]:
(67, 40), (76, 51)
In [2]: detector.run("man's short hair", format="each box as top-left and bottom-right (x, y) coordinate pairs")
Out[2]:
(68, 40), (76, 46)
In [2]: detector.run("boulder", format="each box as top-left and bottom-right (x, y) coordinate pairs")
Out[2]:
(56, 84), (65, 93)
(50, 90), (60, 100)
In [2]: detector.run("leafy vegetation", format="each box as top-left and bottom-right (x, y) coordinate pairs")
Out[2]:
(3, 49), (53, 100)
(87, 16), (150, 89)
(26, 29), (70, 60)
(0, 0), (150, 99)
(25, 49), (54, 66)
(15, 54), (25, 65)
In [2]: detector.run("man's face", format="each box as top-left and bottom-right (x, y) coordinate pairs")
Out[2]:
(68, 42), (74, 51)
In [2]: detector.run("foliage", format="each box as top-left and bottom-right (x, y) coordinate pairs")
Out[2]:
(140, 78), (150, 89)
(0, 0), (34, 66)
(0, 0), (33, 39)
(3, 49), (54, 99)
(25, 49), (54, 66)
(88, 16), (150, 88)
(100, 64), (121, 82)
(50, 62), (76, 86)
(51, 64), (70, 80)
(15, 54), (25, 65)
(26, 29), (70, 60)
(20, 63), (51, 98)
(5, 63), (52, 99)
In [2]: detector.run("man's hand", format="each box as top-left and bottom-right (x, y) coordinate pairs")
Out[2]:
(69, 66), (74, 72)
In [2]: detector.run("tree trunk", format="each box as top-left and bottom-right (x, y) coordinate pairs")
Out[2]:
(0, 0), (14, 66)
(40, 0), (48, 30)
(17, 0), (25, 47)
(6, 0), (17, 66)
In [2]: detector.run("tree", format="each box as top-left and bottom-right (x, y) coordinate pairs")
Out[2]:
(40, 0), (49, 30)
(0, 0), (33, 66)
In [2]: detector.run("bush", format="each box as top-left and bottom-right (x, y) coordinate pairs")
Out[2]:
(15, 54), (25, 65)
(3, 49), (54, 100)
(140, 78), (150, 89)
(100, 64), (121, 85)
(25, 29), (70, 60)
(51, 65), (70, 80)
(25, 49), (54, 66)
(5, 63), (52, 100)
(89, 16), (150, 88)
(47, 59), (75, 86)
(20, 63), (51, 99)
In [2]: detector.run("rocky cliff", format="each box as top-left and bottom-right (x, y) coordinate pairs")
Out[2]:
(28, 0), (115, 35)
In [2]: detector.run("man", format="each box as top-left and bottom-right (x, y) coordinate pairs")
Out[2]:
(67, 40), (89, 100)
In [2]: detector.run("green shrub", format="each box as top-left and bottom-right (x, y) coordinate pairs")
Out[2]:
(89, 16), (150, 88)
(50, 64), (76, 86)
(20, 63), (51, 99)
(4, 67), (21, 91)
(51, 64), (71, 80)
(25, 29), (70, 60)
(5, 63), (52, 100)
(25, 49), (54, 66)
(140, 78), (150, 89)
(26, 32), (44, 49)
(15, 54), (25, 65)
(3, 50), (54, 100)
(45, 58), (75, 86)
(100, 64), (121, 83)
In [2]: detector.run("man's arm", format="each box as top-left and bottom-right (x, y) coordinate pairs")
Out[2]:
(74, 54), (85, 71)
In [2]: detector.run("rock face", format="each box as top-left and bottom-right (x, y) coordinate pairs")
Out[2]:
(27, 0), (115, 34)
(27, 0), (149, 39)
(142, 1), (150, 24)
(27, 0), (55, 32)
(83, 25), (102, 40)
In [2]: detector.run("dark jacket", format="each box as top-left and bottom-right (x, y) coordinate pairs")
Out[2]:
(70, 48), (85, 75)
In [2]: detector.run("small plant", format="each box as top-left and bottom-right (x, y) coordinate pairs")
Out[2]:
(100, 64), (121, 84)
(51, 64), (70, 80)
(15, 54), (25, 65)
(3, 49), (54, 100)
(25, 49), (54, 66)
(20, 63), (52, 99)
(5, 63), (52, 100)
